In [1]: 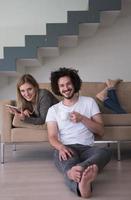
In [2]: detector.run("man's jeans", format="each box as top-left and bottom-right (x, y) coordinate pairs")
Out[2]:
(54, 144), (112, 196)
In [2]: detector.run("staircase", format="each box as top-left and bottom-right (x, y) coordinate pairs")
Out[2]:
(0, 0), (121, 76)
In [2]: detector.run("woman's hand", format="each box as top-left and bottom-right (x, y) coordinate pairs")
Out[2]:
(16, 109), (33, 120)
(7, 107), (25, 120)
(13, 109), (32, 120)
(22, 109), (33, 117)
(7, 107), (21, 115)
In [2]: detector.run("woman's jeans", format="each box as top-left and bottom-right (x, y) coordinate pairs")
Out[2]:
(54, 144), (111, 196)
(104, 89), (126, 114)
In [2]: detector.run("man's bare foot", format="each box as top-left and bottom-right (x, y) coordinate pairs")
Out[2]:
(78, 164), (98, 198)
(106, 79), (123, 88)
(96, 88), (108, 102)
(67, 165), (84, 183)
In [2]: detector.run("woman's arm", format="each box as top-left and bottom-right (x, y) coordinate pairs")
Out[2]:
(23, 90), (58, 125)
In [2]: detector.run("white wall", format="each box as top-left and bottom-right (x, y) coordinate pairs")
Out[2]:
(0, 0), (131, 99)
(0, 0), (88, 57)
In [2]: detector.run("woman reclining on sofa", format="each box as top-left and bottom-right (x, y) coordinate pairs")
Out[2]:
(7, 74), (59, 125)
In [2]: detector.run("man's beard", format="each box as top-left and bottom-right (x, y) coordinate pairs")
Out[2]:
(61, 90), (75, 99)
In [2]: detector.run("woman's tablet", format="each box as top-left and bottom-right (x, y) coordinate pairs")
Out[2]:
(5, 105), (21, 113)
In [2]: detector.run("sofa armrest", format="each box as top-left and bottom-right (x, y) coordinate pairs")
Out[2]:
(0, 100), (15, 143)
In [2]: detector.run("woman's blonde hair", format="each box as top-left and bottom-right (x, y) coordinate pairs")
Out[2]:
(17, 74), (39, 112)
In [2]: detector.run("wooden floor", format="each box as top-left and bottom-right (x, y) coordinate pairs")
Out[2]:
(0, 142), (131, 200)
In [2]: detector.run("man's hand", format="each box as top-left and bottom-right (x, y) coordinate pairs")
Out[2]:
(70, 111), (83, 123)
(59, 145), (74, 161)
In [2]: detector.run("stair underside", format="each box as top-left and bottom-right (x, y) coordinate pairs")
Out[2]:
(100, 10), (121, 27)
(0, 0), (121, 76)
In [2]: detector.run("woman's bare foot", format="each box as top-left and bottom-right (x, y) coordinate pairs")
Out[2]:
(96, 88), (108, 102)
(67, 165), (84, 183)
(106, 79), (123, 88)
(78, 164), (98, 198)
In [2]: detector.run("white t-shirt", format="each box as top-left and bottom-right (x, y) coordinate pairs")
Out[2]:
(46, 96), (100, 146)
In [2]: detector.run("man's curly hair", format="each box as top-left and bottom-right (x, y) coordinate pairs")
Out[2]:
(50, 67), (82, 96)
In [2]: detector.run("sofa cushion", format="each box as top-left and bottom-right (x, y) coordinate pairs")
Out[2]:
(102, 113), (131, 126)
(102, 126), (131, 141)
(11, 128), (48, 142)
(13, 116), (46, 130)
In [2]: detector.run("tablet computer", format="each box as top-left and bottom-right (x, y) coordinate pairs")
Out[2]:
(5, 104), (21, 113)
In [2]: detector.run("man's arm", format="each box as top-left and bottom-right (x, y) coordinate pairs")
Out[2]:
(47, 121), (74, 160)
(82, 113), (104, 137)
(70, 112), (104, 137)
(47, 121), (63, 150)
